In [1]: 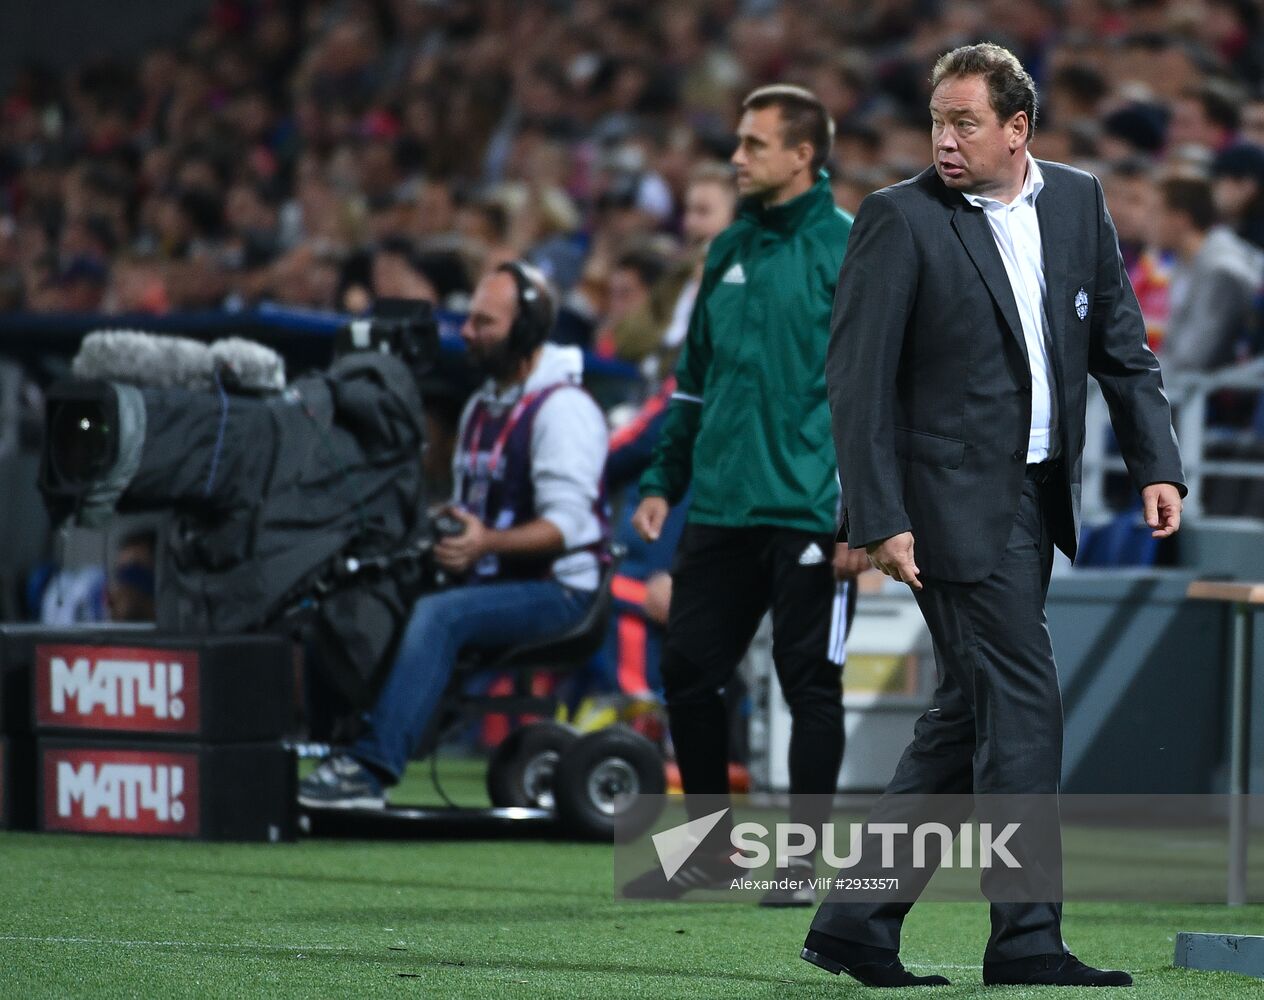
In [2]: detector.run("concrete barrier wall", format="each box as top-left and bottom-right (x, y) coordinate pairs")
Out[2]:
(1048, 570), (1260, 794)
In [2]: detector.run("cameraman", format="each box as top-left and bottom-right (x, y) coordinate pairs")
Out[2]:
(300, 262), (609, 808)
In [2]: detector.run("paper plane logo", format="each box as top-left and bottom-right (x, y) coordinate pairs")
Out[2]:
(652, 807), (730, 879)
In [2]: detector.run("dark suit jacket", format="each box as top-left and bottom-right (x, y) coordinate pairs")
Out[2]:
(828, 160), (1186, 583)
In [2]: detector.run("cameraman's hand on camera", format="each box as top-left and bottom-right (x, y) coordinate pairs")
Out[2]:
(631, 495), (670, 542)
(435, 508), (488, 574)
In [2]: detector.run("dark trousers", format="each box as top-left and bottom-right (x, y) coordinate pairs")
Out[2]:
(661, 523), (856, 840)
(810, 472), (1066, 962)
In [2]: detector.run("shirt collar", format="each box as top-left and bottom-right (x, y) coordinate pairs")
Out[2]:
(961, 153), (1043, 210)
(737, 170), (835, 233)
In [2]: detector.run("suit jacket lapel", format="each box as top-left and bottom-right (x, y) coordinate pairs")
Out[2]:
(1034, 166), (1072, 439)
(950, 202), (1028, 363)
(1034, 172), (1067, 365)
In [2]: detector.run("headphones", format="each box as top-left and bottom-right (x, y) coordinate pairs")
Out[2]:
(496, 260), (556, 359)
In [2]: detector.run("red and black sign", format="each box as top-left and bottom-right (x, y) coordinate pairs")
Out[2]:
(0, 628), (292, 740)
(38, 739), (296, 842)
(42, 745), (201, 836)
(35, 645), (201, 735)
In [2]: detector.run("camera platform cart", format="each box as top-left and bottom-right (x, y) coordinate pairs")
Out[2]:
(300, 545), (667, 843)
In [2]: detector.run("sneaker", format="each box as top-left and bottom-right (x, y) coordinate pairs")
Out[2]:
(621, 850), (739, 900)
(759, 858), (817, 908)
(298, 754), (386, 809)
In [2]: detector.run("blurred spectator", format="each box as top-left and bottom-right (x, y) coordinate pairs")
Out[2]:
(265, 242), (341, 311)
(1201, 0), (1264, 86)
(834, 122), (884, 173)
(54, 257), (110, 313)
(1168, 82), (1243, 155)
(454, 196), (517, 272)
(1100, 103), (1169, 162)
(1157, 174), (1264, 372)
(223, 182), (281, 270)
(592, 245), (669, 360)
(1047, 64), (1107, 128)
(1211, 143), (1264, 250)
(106, 531), (156, 623)
(1103, 159), (1172, 352)
(102, 257), (170, 315)
(609, 162), (738, 379)
(370, 237), (441, 305)
(36, 563), (106, 625)
(30, 528), (154, 625)
(1242, 96), (1264, 148)
(595, 376), (690, 698)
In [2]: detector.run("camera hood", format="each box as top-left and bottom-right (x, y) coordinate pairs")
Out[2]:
(39, 379), (147, 525)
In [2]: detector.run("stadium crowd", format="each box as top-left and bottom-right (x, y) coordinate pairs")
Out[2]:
(2, 0), (1264, 378)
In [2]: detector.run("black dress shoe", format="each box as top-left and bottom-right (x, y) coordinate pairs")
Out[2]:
(983, 951), (1133, 987)
(801, 931), (951, 988)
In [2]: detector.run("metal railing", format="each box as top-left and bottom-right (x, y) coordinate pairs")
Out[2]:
(1082, 360), (1264, 522)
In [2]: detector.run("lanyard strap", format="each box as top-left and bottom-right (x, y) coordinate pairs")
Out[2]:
(465, 389), (542, 479)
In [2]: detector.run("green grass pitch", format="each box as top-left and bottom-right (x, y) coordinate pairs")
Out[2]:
(2, 758), (1262, 999)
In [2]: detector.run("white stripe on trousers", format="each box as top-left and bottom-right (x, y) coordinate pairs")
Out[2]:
(827, 579), (850, 666)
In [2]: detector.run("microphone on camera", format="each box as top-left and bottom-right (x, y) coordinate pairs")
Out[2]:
(71, 330), (285, 393)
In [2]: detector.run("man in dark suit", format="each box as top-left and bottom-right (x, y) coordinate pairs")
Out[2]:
(801, 43), (1185, 989)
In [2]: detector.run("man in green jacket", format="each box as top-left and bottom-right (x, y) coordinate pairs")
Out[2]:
(626, 84), (864, 906)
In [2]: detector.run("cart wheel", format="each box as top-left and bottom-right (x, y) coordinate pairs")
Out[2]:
(553, 725), (666, 841)
(486, 721), (578, 810)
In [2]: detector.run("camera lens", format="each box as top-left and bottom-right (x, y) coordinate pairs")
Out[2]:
(49, 399), (113, 488)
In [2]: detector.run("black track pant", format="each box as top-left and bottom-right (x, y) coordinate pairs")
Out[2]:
(661, 523), (856, 844)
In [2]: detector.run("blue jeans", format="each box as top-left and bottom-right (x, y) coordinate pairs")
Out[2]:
(352, 579), (593, 781)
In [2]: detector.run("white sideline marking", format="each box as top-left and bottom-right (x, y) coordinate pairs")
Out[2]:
(0, 940), (1135, 977)
(0, 933), (341, 954)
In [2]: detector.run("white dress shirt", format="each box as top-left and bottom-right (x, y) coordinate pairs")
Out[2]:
(962, 154), (1058, 463)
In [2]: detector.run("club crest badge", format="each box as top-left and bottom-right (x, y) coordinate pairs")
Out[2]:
(1075, 286), (1088, 321)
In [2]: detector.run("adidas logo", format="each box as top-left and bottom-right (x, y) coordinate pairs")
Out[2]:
(799, 543), (826, 566)
(721, 263), (746, 284)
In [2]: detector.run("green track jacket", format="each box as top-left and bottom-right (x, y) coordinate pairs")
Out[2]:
(639, 173), (853, 533)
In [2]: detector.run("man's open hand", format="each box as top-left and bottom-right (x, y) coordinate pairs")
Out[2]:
(866, 532), (923, 591)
